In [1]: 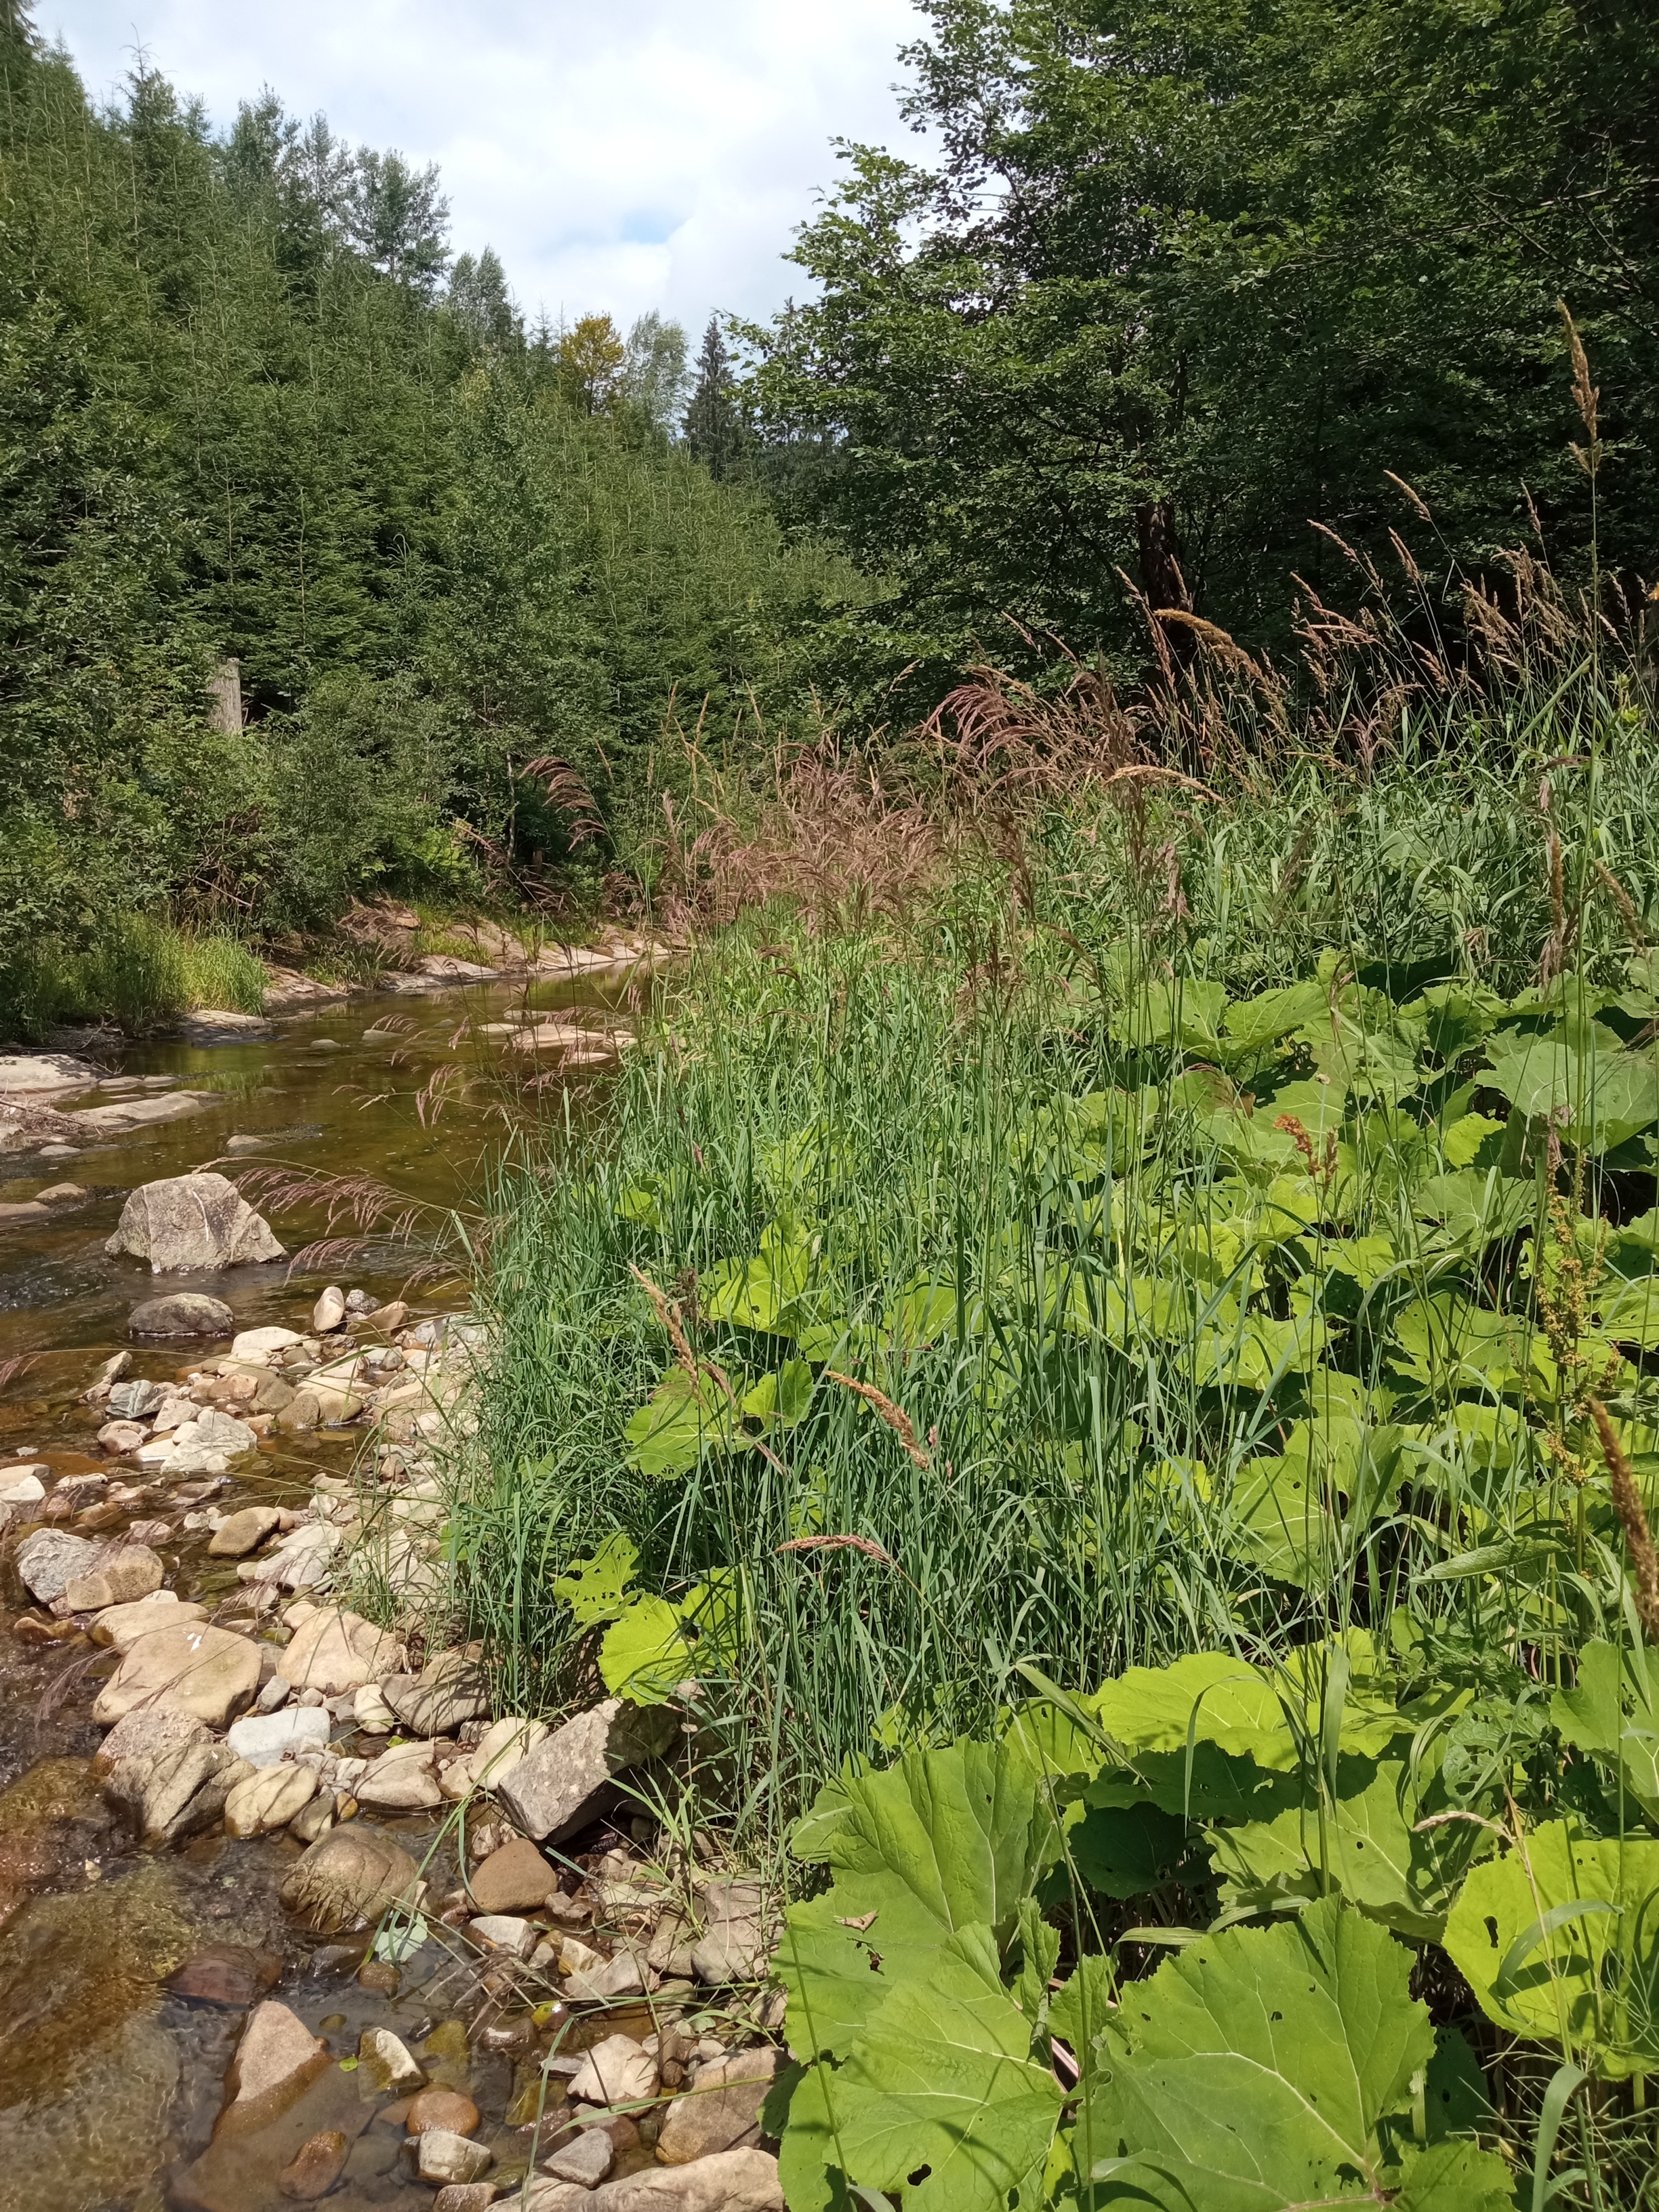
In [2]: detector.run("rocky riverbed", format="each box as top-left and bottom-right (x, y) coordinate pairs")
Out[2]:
(0, 968), (791, 2212)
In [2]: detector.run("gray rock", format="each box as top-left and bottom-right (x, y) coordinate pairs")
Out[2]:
(226, 1704), (331, 1768)
(106, 1172), (285, 1272)
(128, 1292), (235, 1338)
(104, 1738), (252, 1841)
(541, 2127), (614, 2186)
(16, 1527), (100, 1604)
(107, 1378), (163, 1419)
(279, 1824), (425, 1933)
(495, 1698), (678, 1843)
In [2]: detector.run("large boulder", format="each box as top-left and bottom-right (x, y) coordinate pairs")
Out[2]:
(495, 1698), (678, 1843)
(279, 1824), (425, 1933)
(106, 1172), (285, 1272)
(104, 1737), (252, 1843)
(128, 1292), (235, 1338)
(92, 1620), (262, 1727)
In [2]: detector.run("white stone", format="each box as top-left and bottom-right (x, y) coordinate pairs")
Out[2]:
(230, 1326), (304, 1360)
(0, 1470), (45, 1503)
(313, 1286), (347, 1332)
(468, 1914), (537, 1957)
(226, 1704), (332, 1768)
(567, 2034), (657, 2108)
(417, 2131), (493, 2186)
(357, 2026), (424, 2095)
(352, 1681), (398, 1732)
(471, 1714), (549, 1790)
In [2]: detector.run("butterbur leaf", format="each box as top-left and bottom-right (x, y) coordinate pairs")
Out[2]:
(550, 1530), (638, 1626)
(1208, 1753), (1489, 1941)
(1088, 1652), (1284, 1763)
(1082, 1895), (1435, 2209)
(598, 1570), (737, 1704)
(1443, 1820), (1659, 2073)
(780, 1740), (1052, 2064)
(743, 1357), (815, 1427)
(1551, 1640), (1659, 1826)
(623, 1368), (734, 1477)
(1050, 1954), (1118, 2072)
(1385, 2138), (1518, 2212)
(1069, 1800), (1193, 1899)
(819, 1926), (1066, 2212)
(701, 1216), (813, 1330)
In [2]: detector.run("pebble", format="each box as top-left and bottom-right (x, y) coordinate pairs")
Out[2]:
(406, 2087), (481, 2137)
(541, 2127), (615, 2186)
(359, 2026), (426, 2096)
(468, 1914), (538, 1958)
(207, 1504), (283, 1556)
(417, 2131), (493, 2186)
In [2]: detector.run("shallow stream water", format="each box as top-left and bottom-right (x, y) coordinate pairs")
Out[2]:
(0, 972), (640, 2212)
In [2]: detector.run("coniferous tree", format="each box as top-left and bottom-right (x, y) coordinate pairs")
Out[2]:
(345, 148), (450, 292)
(683, 316), (744, 479)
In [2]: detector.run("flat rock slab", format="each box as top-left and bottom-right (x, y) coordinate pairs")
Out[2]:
(107, 1171), (284, 1270)
(93, 1620), (262, 1726)
(0, 1052), (100, 1094)
(495, 1698), (678, 1843)
(71, 1088), (218, 1134)
(655, 2049), (781, 2165)
(91, 1595), (208, 1652)
(16, 1528), (101, 1604)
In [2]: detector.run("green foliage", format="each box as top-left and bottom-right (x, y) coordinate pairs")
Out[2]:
(0, 27), (861, 1029)
(749, 0), (1659, 680)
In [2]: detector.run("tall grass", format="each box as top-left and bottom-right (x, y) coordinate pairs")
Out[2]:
(0, 914), (266, 1038)
(457, 641), (1659, 1805)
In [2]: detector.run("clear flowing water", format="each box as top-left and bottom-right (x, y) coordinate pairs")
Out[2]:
(0, 972), (638, 2212)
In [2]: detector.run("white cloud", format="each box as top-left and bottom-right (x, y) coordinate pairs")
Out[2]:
(41, 0), (928, 335)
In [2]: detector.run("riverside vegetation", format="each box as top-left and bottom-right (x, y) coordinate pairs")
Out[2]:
(454, 550), (1659, 2211)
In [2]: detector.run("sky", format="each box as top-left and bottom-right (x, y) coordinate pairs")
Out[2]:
(40, 0), (928, 337)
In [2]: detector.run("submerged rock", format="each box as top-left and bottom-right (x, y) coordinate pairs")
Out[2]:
(128, 1292), (236, 1337)
(218, 2001), (330, 2135)
(167, 1942), (283, 2007)
(279, 1825), (424, 1934)
(277, 2127), (350, 2201)
(106, 1172), (285, 1271)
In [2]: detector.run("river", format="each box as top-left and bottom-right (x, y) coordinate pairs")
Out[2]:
(0, 968), (658, 2212)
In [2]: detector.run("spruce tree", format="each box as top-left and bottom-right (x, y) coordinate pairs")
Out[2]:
(683, 316), (743, 479)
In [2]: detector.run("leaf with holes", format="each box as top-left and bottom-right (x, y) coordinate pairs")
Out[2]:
(598, 1571), (737, 1704)
(1082, 1895), (1463, 2209)
(787, 1926), (1065, 2212)
(551, 1531), (639, 1626)
(623, 1368), (735, 1477)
